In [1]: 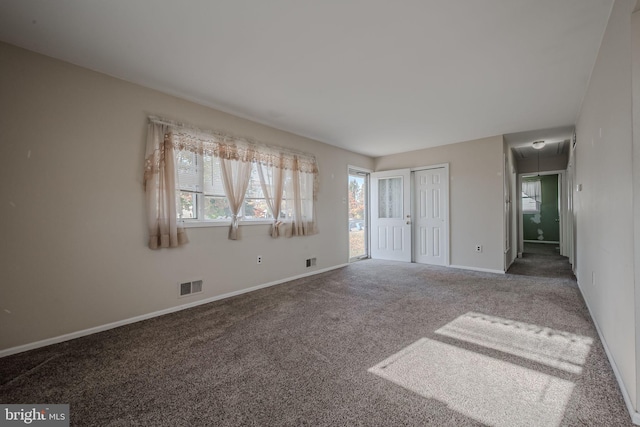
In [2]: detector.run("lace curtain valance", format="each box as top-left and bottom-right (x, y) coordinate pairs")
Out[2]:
(151, 116), (318, 179)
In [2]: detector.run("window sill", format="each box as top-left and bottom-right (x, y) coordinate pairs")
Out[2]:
(182, 220), (273, 229)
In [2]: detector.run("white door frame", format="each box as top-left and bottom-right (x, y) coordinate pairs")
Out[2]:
(517, 170), (566, 257)
(411, 164), (450, 266)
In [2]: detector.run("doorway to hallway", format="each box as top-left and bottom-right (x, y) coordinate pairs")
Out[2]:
(521, 174), (560, 245)
(518, 171), (567, 260)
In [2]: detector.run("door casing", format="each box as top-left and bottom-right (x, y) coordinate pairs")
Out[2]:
(517, 170), (566, 257)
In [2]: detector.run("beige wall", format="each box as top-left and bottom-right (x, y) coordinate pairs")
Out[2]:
(0, 42), (374, 351)
(575, 0), (637, 412)
(375, 136), (505, 272)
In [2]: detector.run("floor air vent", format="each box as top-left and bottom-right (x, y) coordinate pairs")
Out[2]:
(179, 280), (203, 297)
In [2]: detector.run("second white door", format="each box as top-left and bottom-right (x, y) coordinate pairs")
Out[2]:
(414, 167), (448, 266)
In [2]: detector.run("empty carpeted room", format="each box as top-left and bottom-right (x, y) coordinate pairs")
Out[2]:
(1, 1), (640, 425)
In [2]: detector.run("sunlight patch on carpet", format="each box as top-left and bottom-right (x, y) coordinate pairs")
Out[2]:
(369, 338), (574, 427)
(435, 312), (593, 374)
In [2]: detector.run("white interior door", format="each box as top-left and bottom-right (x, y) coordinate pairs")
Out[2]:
(414, 167), (448, 266)
(370, 169), (411, 262)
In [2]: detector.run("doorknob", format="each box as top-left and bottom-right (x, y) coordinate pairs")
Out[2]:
(406, 221), (411, 225)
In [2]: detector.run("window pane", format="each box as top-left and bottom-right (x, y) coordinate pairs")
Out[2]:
(203, 155), (225, 196)
(522, 193), (538, 213)
(241, 163), (273, 220)
(204, 196), (232, 220)
(378, 177), (402, 218)
(244, 199), (270, 219)
(180, 191), (197, 219)
(177, 151), (200, 192)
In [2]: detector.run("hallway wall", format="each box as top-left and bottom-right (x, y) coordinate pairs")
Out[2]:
(574, 0), (637, 414)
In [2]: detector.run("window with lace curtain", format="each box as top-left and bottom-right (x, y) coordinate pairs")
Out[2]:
(143, 116), (319, 248)
(175, 150), (315, 225)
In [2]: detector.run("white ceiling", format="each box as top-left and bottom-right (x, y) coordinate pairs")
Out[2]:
(0, 0), (613, 157)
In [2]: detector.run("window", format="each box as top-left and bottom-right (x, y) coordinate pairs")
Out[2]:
(378, 177), (403, 219)
(145, 117), (318, 243)
(522, 180), (541, 214)
(177, 151), (270, 222)
(521, 192), (539, 213)
(244, 165), (270, 220)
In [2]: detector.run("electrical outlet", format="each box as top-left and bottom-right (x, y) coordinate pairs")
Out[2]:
(475, 245), (482, 253)
(257, 256), (262, 264)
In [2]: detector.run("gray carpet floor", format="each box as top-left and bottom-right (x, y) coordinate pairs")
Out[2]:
(0, 258), (632, 426)
(522, 242), (561, 256)
(507, 243), (576, 280)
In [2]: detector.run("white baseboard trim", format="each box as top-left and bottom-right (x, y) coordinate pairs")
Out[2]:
(0, 264), (348, 359)
(577, 280), (640, 425)
(448, 264), (505, 275)
(523, 240), (560, 244)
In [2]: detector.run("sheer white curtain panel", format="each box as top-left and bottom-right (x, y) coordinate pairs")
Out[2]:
(287, 157), (318, 236)
(219, 153), (252, 240)
(257, 159), (285, 237)
(143, 122), (189, 249)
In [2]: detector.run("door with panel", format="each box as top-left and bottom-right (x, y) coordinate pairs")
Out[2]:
(370, 169), (411, 262)
(414, 168), (448, 266)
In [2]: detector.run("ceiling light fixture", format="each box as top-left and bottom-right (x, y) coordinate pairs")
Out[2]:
(532, 140), (546, 150)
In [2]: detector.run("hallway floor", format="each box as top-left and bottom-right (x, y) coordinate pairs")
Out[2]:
(507, 243), (575, 280)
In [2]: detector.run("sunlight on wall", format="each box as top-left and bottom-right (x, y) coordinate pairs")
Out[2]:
(369, 338), (574, 427)
(435, 312), (593, 374)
